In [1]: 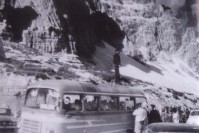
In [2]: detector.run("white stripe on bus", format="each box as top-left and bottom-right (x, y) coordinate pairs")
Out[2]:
(101, 129), (129, 133)
(66, 122), (131, 129)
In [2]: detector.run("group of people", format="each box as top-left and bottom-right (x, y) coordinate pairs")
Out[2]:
(133, 103), (162, 133)
(133, 103), (190, 133)
(161, 106), (190, 123)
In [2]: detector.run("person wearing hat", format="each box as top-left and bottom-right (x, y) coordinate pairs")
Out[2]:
(113, 49), (121, 84)
(148, 104), (162, 124)
(133, 102), (148, 133)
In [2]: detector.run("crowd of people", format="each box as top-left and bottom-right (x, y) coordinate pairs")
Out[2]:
(133, 103), (191, 133)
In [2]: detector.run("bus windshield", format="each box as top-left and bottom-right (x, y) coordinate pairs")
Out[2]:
(25, 88), (60, 111)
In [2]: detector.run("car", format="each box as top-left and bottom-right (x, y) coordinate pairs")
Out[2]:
(143, 122), (199, 133)
(186, 109), (199, 125)
(0, 108), (18, 132)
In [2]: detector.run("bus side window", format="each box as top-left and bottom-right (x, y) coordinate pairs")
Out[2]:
(84, 95), (98, 111)
(119, 97), (135, 111)
(62, 94), (82, 112)
(99, 96), (118, 111)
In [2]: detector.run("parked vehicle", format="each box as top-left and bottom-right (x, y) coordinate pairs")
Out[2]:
(186, 109), (199, 125)
(20, 79), (147, 133)
(143, 122), (199, 133)
(0, 108), (18, 132)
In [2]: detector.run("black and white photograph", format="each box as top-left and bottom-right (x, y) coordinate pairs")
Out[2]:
(0, 0), (199, 133)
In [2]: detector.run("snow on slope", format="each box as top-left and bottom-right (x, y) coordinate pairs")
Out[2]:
(94, 42), (199, 96)
(121, 58), (199, 96)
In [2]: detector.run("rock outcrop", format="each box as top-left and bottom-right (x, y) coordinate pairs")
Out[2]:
(1, 0), (199, 73)
(1, 0), (124, 57)
(96, 0), (199, 73)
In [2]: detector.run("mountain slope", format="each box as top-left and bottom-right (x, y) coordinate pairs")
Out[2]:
(0, 0), (199, 111)
(94, 42), (199, 96)
(93, 42), (199, 108)
(97, 0), (199, 74)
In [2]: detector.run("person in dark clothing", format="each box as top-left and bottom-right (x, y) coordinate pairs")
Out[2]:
(113, 50), (121, 84)
(63, 96), (73, 112)
(148, 104), (162, 124)
(186, 108), (190, 119)
(74, 99), (82, 111)
(30, 35), (34, 48)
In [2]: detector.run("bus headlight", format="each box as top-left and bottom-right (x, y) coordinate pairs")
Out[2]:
(12, 122), (17, 126)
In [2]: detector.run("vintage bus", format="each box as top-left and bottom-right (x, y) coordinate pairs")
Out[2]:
(20, 80), (147, 133)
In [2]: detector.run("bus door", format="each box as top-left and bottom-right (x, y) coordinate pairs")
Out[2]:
(119, 96), (135, 132)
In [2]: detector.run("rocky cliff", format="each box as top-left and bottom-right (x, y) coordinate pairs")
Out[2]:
(0, 0), (124, 58)
(0, 0), (199, 73)
(0, 0), (199, 109)
(96, 0), (199, 73)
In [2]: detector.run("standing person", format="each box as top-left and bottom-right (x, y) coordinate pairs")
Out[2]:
(133, 102), (148, 133)
(161, 106), (172, 122)
(148, 104), (162, 124)
(113, 49), (121, 84)
(30, 35), (34, 48)
(172, 108), (180, 123)
(185, 108), (190, 122)
(167, 107), (173, 122)
(161, 107), (167, 122)
(178, 107), (183, 123)
(181, 110), (187, 123)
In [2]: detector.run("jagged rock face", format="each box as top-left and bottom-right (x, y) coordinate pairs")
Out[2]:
(176, 0), (197, 27)
(0, 0), (38, 42)
(157, 14), (183, 52)
(14, 0), (61, 54)
(97, 0), (199, 72)
(0, 0), (60, 54)
(1, 0), (199, 72)
(15, 0), (60, 30)
(52, 0), (124, 57)
(2, 6), (38, 42)
(97, 0), (183, 57)
(2, 0), (124, 57)
(179, 28), (199, 73)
